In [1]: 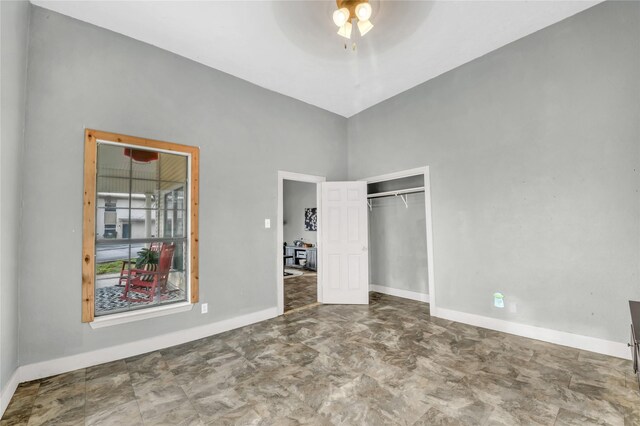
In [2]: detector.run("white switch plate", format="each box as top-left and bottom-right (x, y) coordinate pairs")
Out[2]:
(264, 219), (271, 229)
(201, 303), (208, 314)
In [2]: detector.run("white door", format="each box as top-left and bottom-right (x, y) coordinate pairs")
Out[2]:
(321, 181), (369, 304)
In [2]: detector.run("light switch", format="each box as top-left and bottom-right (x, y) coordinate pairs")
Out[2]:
(264, 219), (271, 229)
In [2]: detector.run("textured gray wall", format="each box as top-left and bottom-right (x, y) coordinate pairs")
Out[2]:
(283, 180), (317, 246)
(1, 0), (30, 390)
(349, 1), (640, 343)
(19, 7), (347, 365)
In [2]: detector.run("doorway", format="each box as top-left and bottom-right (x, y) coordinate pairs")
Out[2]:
(277, 173), (372, 314)
(283, 180), (318, 312)
(276, 171), (325, 315)
(122, 223), (130, 239)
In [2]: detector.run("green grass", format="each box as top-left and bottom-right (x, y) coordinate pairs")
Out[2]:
(96, 259), (134, 275)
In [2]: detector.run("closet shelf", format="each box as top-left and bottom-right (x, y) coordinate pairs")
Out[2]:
(367, 186), (425, 199)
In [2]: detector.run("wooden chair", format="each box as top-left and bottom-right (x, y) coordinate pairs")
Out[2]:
(117, 242), (162, 286)
(121, 243), (175, 303)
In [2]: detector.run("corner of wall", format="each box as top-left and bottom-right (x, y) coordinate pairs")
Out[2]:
(0, 0), (32, 402)
(15, 0), (33, 378)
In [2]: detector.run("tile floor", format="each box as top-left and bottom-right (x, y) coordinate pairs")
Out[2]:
(2, 293), (639, 425)
(284, 270), (317, 313)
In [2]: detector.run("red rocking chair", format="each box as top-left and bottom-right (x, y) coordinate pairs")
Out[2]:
(118, 242), (162, 286)
(121, 243), (176, 303)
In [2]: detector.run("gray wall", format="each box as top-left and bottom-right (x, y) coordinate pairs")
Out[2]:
(10, 0), (640, 368)
(349, 1), (640, 343)
(1, 0), (30, 390)
(19, 7), (347, 365)
(283, 180), (317, 246)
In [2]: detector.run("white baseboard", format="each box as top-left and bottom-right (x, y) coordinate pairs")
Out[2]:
(1, 367), (21, 417)
(432, 306), (631, 360)
(19, 307), (278, 383)
(370, 284), (429, 303)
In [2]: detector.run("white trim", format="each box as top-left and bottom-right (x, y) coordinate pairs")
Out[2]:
(276, 171), (325, 316)
(434, 306), (631, 360)
(1, 368), (20, 417)
(361, 166), (436, 311)
(20, 307), (277, 383)
(370, 284), (429, 303)
(424, 169), (436, 311)
(89, 302), (194, 329)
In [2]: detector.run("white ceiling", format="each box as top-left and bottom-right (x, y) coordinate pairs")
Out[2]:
(32, 0), (601, 117)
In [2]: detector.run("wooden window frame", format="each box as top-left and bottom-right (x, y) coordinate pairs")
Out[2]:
(82, 129), (199, 323)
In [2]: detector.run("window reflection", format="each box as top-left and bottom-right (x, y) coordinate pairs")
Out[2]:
(94, 143), (189, 316)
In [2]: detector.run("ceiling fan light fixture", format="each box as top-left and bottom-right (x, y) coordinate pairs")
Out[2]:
(357, 19), (373, 36)
(332, 7), (350, 27)
(337, 21), (353, 39)
(355, 2), (372, 21)
(332, 0), (374, 41)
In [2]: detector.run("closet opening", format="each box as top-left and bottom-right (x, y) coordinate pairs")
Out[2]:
(364, 167), (435, 309)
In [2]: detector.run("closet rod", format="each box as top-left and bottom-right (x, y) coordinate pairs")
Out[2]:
(367, 186), (425, 199)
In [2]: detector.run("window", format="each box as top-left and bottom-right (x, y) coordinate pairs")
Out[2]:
(82, 130), (199, 322)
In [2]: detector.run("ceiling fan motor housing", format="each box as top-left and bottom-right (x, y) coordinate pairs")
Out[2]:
(336, 0), (370, 21)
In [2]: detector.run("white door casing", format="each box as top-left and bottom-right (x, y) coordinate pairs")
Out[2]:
(321, 181), (369, 304)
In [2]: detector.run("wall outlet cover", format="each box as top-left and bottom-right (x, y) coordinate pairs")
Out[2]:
(201, 303), (208, 314)
(264, 218), (271, 228)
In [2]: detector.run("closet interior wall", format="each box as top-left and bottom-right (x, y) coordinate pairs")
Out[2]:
(367, 175), (429, 297)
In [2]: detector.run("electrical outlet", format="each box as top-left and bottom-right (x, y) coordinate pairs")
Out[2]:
(201, 303), (208, 314)
(264, 218), (271, 229)
(509, 302), (517, 313)
(493, 292), (504, 308)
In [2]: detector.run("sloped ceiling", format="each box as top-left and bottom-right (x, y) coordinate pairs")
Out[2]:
(32, 0), (601, 117)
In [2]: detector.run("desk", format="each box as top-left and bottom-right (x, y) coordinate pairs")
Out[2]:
(284, 246), (317, 271)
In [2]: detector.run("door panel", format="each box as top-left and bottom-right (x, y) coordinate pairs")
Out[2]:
(348, 255), (361, 289)
(321, 181), (369, 304)
(328, 207), (341, 242)
(328, 254), (341, 289)
(347, 207), (360, 241)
